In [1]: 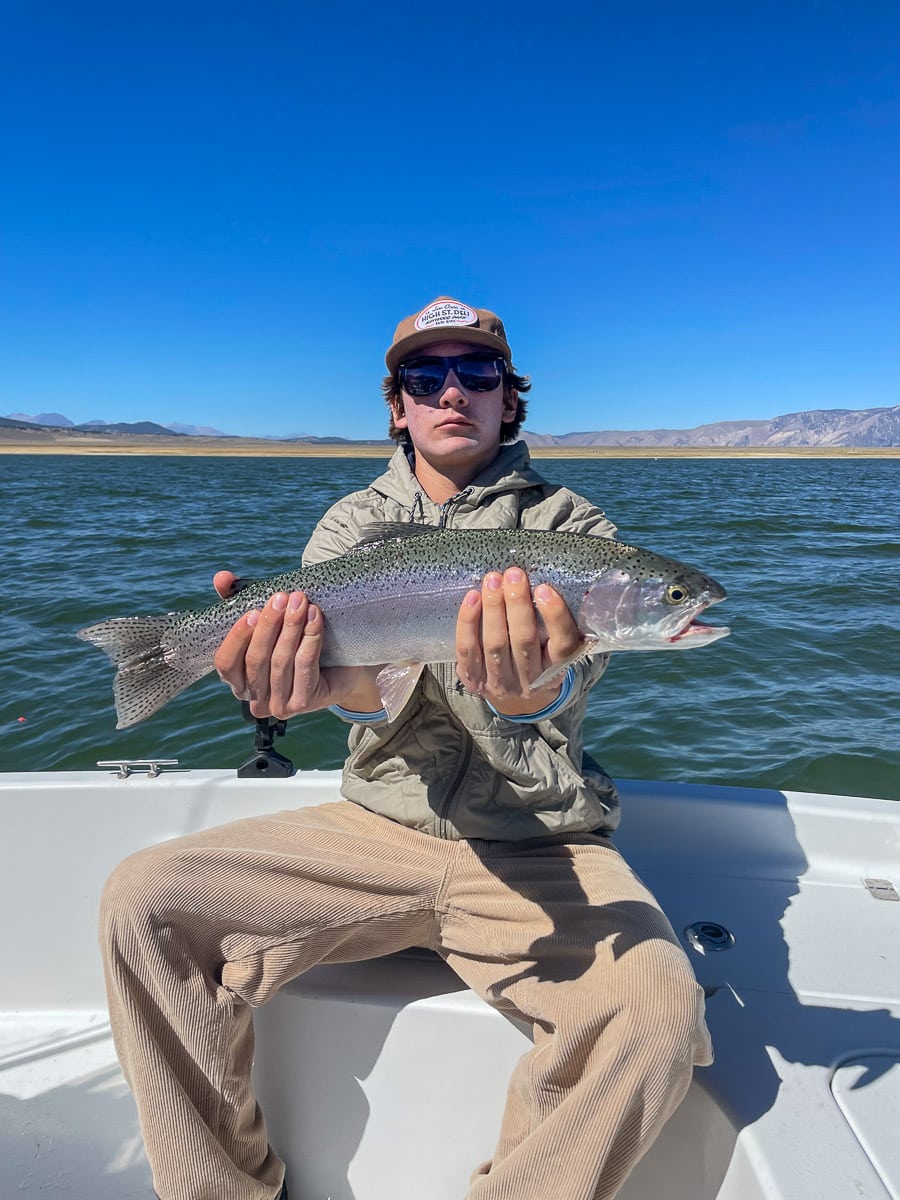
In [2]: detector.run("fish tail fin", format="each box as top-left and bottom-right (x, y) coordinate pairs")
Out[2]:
(77, 615), (211, 729)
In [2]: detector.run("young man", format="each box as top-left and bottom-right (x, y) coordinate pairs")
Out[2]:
(100, 297), (712, 1200)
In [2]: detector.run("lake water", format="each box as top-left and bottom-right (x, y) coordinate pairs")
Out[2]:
(3, 452), (897, 801)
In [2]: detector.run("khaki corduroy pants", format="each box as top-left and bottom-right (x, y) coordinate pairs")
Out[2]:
(99, 800), (712, 1200)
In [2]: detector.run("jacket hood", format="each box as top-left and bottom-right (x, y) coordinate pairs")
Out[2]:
(370, 442), (548, 512)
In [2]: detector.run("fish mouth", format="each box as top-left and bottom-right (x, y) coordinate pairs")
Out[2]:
(669, 618), (730, 645)
(669, 595), (730, 646)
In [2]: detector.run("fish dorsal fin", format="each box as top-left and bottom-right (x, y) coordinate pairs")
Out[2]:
(349, 522), (442, 551)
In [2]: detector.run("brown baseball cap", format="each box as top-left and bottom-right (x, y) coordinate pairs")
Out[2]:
(385, 296), (512, 373)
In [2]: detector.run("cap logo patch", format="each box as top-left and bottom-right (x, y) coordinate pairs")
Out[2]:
(415, 300), (478, 331)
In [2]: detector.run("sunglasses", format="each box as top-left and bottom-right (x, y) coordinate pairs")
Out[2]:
(398, 353), (505, 397)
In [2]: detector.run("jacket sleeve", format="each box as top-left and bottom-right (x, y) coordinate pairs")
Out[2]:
(519, 487), (618, 539)
(301, 492), (372, 565)
(561, 496), (618, 539)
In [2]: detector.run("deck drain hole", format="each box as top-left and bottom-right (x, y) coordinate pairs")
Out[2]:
(685, 921), (735, 954)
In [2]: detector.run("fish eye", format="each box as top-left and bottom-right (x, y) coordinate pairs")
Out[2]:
(664, 584), (690, 605)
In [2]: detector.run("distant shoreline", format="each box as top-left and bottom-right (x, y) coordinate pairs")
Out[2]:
(0, 429), (897, 459)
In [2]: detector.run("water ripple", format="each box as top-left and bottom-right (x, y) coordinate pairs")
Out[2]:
(3, 454), (897, 800)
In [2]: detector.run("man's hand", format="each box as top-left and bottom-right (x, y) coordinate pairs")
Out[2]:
(212, 574), (382, 719)
(455, 568), (583, 716)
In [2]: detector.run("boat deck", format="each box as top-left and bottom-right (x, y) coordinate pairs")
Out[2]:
(2, 771), (899, 1199)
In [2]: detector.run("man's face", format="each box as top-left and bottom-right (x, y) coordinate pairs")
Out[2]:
(392, 339), (518, 470)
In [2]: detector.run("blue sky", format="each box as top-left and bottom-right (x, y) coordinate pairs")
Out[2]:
(2, 1), (898, 438)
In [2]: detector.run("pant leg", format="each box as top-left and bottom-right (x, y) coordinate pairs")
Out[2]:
(98, 800), (452, 1200)
(439, 833), (713, 1200)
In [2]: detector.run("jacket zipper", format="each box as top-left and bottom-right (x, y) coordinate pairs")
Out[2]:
(398, 489), (471, 836)
(436, 491), (474, 835)
(438, 709), (474, 838)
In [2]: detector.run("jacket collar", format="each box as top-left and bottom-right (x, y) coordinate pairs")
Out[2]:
(371, 441), (545, 511)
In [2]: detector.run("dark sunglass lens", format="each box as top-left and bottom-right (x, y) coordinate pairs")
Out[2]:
(457, 356), (502, 391)
(401, 360), (445, 396)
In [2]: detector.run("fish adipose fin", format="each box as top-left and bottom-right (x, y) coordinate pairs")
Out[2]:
(77, 615), (211, 729)
(376, 660), (426, 721)
(349, 522), (442, 550)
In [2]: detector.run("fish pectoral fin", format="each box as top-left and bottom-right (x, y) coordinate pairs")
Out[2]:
(530, 640), (599, 692)
(376, 660), (426, 721)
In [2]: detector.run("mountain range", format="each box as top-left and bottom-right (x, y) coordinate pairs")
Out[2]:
(522, 405), (900, 449)
(2, 413), (188, 437)
(3, 405), (899, 448)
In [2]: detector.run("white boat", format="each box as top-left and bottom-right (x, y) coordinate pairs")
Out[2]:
(3, 765), (899, 1199)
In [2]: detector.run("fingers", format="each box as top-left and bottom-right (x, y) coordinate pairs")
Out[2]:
(482, 568), (541, 696)
(213, 570), (242, 599)
(214, 608), (257, 702)
(455, 569), (581, 704)
(534, 583), (582, 664)
(455, 589), (484, 694)
(239, 592), (289, 715)
(273, 596), (326, 717)
(214, 590), (323, 718)
(457, 569), (538, 699)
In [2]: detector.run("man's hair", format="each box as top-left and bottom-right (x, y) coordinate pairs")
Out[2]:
(380, 364), (532, 449)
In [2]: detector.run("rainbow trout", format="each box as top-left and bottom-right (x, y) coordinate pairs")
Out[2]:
(78, 523), (729, 729)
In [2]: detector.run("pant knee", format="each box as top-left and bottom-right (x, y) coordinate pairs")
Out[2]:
(619, 947), (711, 1073)
(99, 842), (181, 950)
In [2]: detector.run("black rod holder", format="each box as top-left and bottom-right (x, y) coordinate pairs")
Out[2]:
(236, 701), (294, 778)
